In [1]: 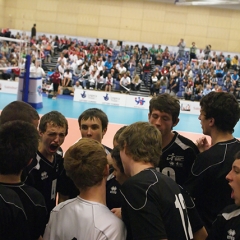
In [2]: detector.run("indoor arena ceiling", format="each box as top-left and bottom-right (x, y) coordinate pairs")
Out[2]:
(147, 0), (240, 10)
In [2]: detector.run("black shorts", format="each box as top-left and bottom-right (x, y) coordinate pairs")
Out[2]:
(53, 83), (59, 92)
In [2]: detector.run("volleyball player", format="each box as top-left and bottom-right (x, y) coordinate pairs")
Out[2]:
(0, 100), (40, 128)
(118, 122), (193, 240)
(43, 138), (126, 240)
(184, 92), (240, 230)
(0, 185), (31, 240)
(78, 108), (122, 209)
(0, 121), (47, 239)
(1, 101), (65, 157)
(22, 111), (70, 219)
(110, 139), (207, 240)
(148, 93), (199, 185)
(207, 151), (240, 239)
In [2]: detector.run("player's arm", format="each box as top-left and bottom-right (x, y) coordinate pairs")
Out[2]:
(196, 136), (211, 153)
(193, 227), (208, 240)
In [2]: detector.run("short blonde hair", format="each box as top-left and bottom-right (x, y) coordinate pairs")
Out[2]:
(64, 138), (108, 190)
(118, 122), (162, 167)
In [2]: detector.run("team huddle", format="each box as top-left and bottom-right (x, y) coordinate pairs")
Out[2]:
(0, 91), (240, 240)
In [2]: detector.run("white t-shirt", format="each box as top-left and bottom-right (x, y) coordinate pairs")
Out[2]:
(120, 76), (130, 86)
(74, 85), (82, 90)
(30, 66), (45, 77)
(64, 72), (72, 79)
(43, 197), (126, 240)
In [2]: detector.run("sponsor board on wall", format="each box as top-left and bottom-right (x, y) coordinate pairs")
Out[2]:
(125, 95), (150, 110)
(74, 89), (99, 104)
(98, 92), (126, 106)
(0, 80), (18, 94)
(73, 90), (152, 110)
(73, 90), (202, 113)
(0, 81), (202, 114)
(179, 101), (201, 115)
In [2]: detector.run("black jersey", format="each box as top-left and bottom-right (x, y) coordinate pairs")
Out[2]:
(1, 182), (47, 239)
(159, 131), (199, 186)
(106, 171), (122, 209)
(179, 186), (204, 234)
(23, 151), (65, 218)
(184, 138), (240, 230)
(121, 168), (193, 240)
(103, 144), (122, 210)
(207, 205), (240, 240)
(0, 185), (30, 240)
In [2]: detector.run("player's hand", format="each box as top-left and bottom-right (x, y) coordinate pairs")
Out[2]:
(111, 208), (122, 219)
(196, 136), (210, 152)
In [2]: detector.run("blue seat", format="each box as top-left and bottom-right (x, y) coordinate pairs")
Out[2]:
(217, 78), (224, 86)
(177, 90), (184, 98)
(159, 86), (167, 94)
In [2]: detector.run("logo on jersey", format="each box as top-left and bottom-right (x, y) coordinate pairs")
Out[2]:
(135, 97), (145, 105)
(41, 171), (48, 180)
(110, 186), (117, 194)
(166, 153), (184, 167)
(227, 229), (236, 240)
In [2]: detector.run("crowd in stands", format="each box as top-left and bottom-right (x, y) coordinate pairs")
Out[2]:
(0, 29), (240, 100)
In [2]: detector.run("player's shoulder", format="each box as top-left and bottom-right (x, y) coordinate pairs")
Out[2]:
(220, 204), (240, 217)
(0, 185), (23, 207)
(103, 144), (112, 154)
(175, 132), (199, 151)
(51, 198), (77, 213)
(21, 183), (46, 205)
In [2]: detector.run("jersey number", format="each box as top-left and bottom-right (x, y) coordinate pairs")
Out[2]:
(162, 167), (176, 181)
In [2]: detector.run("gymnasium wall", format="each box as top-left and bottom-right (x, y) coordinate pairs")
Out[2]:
(0, 0), (4, 27)
(1, 0), (240, 53)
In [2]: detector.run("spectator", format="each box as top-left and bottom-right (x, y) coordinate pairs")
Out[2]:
(104, 73), (113, 92)
(184, 83), (193, 100)
(31, 24), (36, 39)
(176, 38), (186, 59)
(189, 42), (197, 62)
(50, 68), (61, 99)
(204, 45), (211, 60)
(120, 73), (131, 93)
(231, 70), (239, 82)
(231, 55), (238, 71)
(202, 84), (212, 96)
(62, 69), (72, 87)
(131, 74), (141, 91)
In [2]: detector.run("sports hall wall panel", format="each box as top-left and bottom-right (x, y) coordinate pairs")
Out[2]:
(2, 0), (240, 52)
(0, 0), (4, 27)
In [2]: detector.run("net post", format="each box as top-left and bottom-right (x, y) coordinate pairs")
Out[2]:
(22, 55), (31, 102)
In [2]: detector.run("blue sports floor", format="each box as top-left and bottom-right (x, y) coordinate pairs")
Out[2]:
(0, 92), (240, 139)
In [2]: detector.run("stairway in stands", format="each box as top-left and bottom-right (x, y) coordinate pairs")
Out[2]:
(43, 53), (59, 72)
(129, 84), (150, 97)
